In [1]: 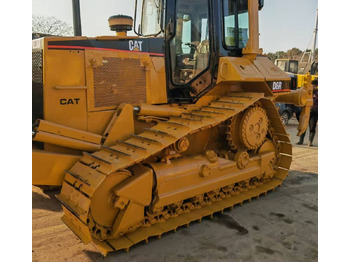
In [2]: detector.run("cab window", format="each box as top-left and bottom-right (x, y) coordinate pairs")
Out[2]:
(289, 61), (298, 74)
(223, 0), (249, 49)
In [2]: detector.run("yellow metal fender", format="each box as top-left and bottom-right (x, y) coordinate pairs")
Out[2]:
(109, 165), (153, 237)
(32, 149), (81, 186)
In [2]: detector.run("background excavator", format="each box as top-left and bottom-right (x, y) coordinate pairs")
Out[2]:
(274, 7), (318, 90)
(274, 58), (318, 90)
(32, 0), (313, 255)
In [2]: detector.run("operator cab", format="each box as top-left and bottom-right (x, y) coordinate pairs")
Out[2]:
(275, 59), (299, 74)
(134, 0), (264, 102)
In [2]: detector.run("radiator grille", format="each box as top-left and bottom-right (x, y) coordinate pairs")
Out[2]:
(93, 57), (147, 108)
(32, 50), (43, 123)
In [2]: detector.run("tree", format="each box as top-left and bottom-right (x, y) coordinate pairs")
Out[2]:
(265, 51), (286, 62)
(265, 47), (318, 63)
(275, 51), (287, 59)
(266, 52), (277, 62)
(286, 47), (302, 60)
(32, 15), (73, 36)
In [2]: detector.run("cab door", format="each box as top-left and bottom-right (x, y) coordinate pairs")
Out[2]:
(164, 0), (215, 102)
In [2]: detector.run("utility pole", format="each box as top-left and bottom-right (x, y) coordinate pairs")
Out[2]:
(299, 7), (318, 73)
(311, 8), (318, 63)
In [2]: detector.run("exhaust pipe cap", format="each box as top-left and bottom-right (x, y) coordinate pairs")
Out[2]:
(108, 15), (133, 32)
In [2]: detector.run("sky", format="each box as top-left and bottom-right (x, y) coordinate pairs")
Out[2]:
(32, 0), (318, 53)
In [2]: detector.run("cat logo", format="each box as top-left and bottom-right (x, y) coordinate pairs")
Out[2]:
(60, 98), (80, 105)
(129, 40), (143, 52)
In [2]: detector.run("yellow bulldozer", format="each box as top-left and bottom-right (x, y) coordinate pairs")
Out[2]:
(32, 0), (313, 255)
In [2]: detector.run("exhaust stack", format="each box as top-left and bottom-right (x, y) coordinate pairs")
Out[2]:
(72, 0), (82, 36)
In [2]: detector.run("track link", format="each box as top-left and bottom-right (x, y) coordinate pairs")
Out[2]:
(57, 92), (292, 255)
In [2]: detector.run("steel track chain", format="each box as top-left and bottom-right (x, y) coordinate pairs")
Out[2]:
(57, 93), (292, 255)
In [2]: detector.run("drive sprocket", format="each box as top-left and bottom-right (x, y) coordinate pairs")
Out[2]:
(239, 106), (269, 150)
(226, 106), (269, 150)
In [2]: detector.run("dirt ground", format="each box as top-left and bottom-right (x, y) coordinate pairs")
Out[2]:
(32, 117), (318, 262)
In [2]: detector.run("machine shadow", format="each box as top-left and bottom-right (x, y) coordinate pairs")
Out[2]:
(32, 187), (62, 212)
